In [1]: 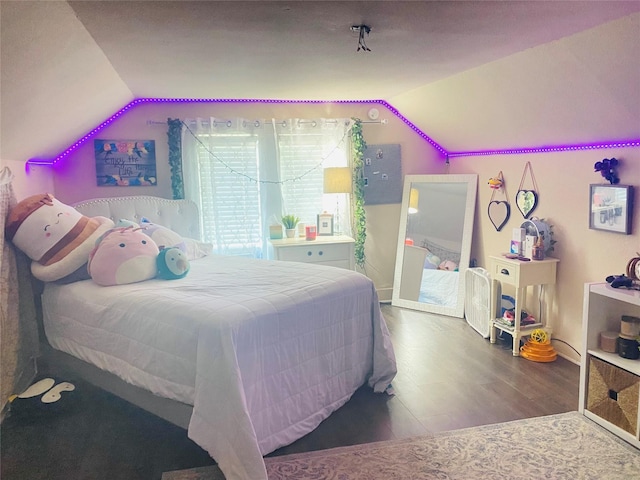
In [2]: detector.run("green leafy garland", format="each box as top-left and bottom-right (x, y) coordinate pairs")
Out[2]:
(167, 118), (184, 199)
(351, 119), (367, 269)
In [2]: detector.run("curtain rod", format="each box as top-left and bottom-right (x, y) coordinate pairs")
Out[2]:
(146, 119), (386, 126)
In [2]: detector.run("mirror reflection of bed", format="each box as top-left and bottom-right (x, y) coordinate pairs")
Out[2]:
(392, 174), (478, 318)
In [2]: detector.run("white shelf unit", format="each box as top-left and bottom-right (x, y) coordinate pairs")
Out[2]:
(579, 282), (640, 449)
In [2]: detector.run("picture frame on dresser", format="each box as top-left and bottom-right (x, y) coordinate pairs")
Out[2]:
(317, 213), (334, 236)
(589, 184), (633, 234)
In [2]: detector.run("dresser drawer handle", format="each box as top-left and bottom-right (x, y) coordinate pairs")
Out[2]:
(501, 268), (510, 275)
(307, 251), (312, 256)
(318, 251), (323, 256)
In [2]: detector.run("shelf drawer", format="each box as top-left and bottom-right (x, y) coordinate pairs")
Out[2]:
(276, 243), (351, 264)
(586, 356), (639, 436)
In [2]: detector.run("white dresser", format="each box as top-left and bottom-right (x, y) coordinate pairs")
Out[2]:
(269, 235), (355, 270)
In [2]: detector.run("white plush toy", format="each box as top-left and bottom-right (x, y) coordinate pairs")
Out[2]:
(5, 193), (114, 282)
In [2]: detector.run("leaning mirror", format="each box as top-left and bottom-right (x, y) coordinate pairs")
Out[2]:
(392, 174), (478, 318)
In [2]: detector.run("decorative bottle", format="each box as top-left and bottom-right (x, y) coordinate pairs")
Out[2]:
(532, 235), (545, 261)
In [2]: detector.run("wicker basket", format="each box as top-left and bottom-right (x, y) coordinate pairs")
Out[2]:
(587, 357), (639, 435)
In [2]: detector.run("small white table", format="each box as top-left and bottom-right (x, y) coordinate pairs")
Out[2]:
(268, 235), (355, 270)
(489, 255), (559, 356)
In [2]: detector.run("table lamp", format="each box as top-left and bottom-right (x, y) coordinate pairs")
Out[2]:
(323, 167), (353, 235)
(408, 188), (419, 214)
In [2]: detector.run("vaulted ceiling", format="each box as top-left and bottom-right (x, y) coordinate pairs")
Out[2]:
(66, 0), (640, 100)
(2, 1), (639, 162)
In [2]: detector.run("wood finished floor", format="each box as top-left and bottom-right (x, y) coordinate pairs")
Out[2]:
(1, 304), (579, 480)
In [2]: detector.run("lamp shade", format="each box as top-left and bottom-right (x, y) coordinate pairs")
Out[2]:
(323, 167), (353, 194)
(408, 188), (419, 214)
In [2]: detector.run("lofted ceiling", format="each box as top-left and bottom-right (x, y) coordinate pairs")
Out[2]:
(67, 0), (640, 101)
(2, 1), (639, 163)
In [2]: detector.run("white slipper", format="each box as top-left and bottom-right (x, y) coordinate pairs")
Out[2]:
(17, 378), (55, 399)
(41, 382), (75, 404)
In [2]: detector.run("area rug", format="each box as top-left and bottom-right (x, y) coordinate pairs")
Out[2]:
(162, 412), (640, 480)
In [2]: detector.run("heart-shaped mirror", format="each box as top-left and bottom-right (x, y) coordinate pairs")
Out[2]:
(516, 190), (538, 219)
(488, 201), (510, 231)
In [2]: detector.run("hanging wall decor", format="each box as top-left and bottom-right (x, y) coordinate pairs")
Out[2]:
(487, 171), (510, 231)
(516, 161), (539, 219)
(593, 158), (620, 184)
(589, 184), (634, 234)
(362, 144), (402, 205)
(94, 140), (157, 186)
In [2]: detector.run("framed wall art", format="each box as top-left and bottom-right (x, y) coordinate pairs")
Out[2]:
(317, 213), (334, 236)
(589, 184), (633, 234)
(95, 139), (157, 186)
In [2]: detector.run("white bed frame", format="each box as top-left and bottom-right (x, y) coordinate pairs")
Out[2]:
(39, 196), (201, 429)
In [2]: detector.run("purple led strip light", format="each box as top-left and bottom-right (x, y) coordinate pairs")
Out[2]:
(27, 98), (447, 165)
(448, 140), (640, 158)
(27, 97), (640, 165)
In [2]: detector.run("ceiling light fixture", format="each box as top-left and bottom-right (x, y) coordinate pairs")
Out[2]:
(351, 24), (371, 52)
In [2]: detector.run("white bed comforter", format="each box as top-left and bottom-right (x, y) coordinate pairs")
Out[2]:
(42, 255), (396, 480)
(418, 268), (460, 307)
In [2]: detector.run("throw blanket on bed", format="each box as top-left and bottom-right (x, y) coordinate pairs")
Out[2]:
(42, 255), (396, 480)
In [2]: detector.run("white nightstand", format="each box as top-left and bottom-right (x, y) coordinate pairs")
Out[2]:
(488, 255), (559, 356)
(269, 235), (355, 270)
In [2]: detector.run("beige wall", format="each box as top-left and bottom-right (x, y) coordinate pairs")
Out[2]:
(3, 3), (639, 366)
(448, 149), (640, 362)
(29, 101), (441, 300)
(16, 99), (640, 366)
(0, 1), (132, 163)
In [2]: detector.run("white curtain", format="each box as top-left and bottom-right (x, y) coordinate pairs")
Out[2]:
(182, 117), (352, 258)
(1, 167), (39, 412)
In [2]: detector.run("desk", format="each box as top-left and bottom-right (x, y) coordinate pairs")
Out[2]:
(269, 235), (355, 270)
(489, 255), (559, 356)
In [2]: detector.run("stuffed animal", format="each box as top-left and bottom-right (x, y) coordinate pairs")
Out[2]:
(139, 218), (186, 252)
(438, 260), (458, 271)
(4, 193), (114, 282)
(87, 226), (159, 286)
(488, 177), (503, 189)
(156, 247), (190, 279)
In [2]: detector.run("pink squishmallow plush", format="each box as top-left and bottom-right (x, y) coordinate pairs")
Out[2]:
(5, 193), (114, 282)
(438, 260), (458, 271)
(88, 227), (159, 286)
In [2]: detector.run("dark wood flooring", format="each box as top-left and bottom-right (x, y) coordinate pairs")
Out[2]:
(0, 304), (579, 480)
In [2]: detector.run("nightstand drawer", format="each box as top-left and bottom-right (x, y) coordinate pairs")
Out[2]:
(491, 259), (520, 287)
(277, 243), (350, 263)
(490, 257), (558, 288)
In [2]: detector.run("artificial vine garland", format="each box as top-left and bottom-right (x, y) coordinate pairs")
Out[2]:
(167, 118), (184, 200)
(351, 118), (367, 270)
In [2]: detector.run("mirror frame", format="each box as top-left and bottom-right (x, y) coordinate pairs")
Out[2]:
(391, 174), (478, 318)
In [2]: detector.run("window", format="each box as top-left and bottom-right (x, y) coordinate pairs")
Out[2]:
(183, 118), (351, 258)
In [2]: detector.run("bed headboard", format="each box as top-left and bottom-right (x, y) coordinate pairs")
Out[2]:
(73, 196), (201, 240)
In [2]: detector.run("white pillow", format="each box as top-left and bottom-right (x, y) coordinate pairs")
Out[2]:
(424, 253), (441, 270)
(183, 237), (213, 260)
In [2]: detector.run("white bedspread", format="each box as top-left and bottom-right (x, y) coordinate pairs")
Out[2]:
(418, 269), (460, 307)
(42, 255), (396, 480)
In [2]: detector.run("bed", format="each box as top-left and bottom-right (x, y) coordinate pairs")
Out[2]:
(39, 196), (397, 480)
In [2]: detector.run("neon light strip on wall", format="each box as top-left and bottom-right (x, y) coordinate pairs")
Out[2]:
(26, 97), (640, 166)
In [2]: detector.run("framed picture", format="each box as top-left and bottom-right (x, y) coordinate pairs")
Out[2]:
(317, 213), (334, 236)
(94, 139), (157, 186)
(589, 184), (633, 234)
